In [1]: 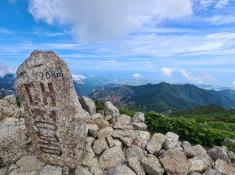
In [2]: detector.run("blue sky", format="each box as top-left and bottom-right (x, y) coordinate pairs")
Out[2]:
(0, 0), (235, 88)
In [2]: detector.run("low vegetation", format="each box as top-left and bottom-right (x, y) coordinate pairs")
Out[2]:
(117, 104), (235, 151)
(146, 112), (235, 148)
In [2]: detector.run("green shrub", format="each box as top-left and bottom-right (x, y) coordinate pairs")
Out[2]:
(94, 100), (104, 111)
(145, 112), (235, 147)
(118, 105), (135, 116)
(224, 142), (235, 152)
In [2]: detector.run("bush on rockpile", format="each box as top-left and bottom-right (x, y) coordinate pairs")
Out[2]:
(94, 100), (104, 111)
(118, 105), (135, 116)
(145, 112), (235, 147)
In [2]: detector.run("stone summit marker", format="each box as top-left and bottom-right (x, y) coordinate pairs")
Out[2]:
(16, 51), (88, 168)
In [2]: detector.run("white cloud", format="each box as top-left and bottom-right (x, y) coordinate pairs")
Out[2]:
(180, 69), (215, 84)
(200, 0), (214, 8)
(144, 61), (153, 69)
(233, 81), (235, 85)
(0, 63), (16, 77)
(161, 67), (174, 76)
(215, 0), (229, 8)
(72, 74), (87, 84)
(132, 73), (142, 78)
(29, 0), (193, 41)
(200, 0), (229, 9)
(208, 15), (235, 25)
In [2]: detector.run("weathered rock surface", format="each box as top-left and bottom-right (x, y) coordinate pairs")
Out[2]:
(135, 130), (150, 148)
(0, 95), (24, 120)
(131, 112), (145, 123)
(125, 145), (145, 160)
(182, 141), (207, 157)
(188, 155), (212, 172)
(0, 167), (8, 175)
(116, 114), (131, 125)
(112, 129), (136, 146)
(132, 122), (147, 131)
(75, 166), (92, 175)
(146, 133), (165, 154)
(91, 115), (110, 129)
(93, 138), (109, 155)
(98, 127), (113, 138)
(214, 159), (235, 175)
(159, 148), (188, 175)
(99, 146), (125, 170)
(79, 96), (96, 115)
(104, 101), (120, 123)
(16, 51), (88, 167)
(163, 132), (179, 150)
(87, 124), (99, 138)
(141, 154), (164, 175)
(16, 155), (44, 173)
(106, 164), (136, 175)
(127, 157), (145, 175)
(202, 168), (222, 175)
(39, 165), (62, 175)
(208, 146), (230, 163)
(0, 118), (29, 165)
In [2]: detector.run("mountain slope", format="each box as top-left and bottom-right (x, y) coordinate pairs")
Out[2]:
(0, 74), (121, 97)
(0, 74), (15, 97)
(90, 82), (235, 112)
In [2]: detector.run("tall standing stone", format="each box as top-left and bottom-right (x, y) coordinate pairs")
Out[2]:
(16, 51), (88, 168)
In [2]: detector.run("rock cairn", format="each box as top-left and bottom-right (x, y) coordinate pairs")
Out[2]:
(0, 95), (234, 175)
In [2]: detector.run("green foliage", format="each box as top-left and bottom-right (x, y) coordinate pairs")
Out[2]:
(94, 100), (104, 111)
(224, 142), (235, 153)
(118, 105), (135, 116)
(171, 105), (225, 116)
(145, 112), (235, 147)
(170, 105), (235, 133)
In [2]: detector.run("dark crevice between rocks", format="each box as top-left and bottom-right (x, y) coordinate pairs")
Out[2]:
(62, 166), (75, 175)
(0, 157), (5, 169)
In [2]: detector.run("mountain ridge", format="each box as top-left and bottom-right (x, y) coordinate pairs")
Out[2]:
(89, 82), (235, 112)
(1, 74), (235, 112)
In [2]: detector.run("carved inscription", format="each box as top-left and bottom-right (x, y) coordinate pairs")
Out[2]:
(24, 82), (62, 156)
(32, 71), (64, 80)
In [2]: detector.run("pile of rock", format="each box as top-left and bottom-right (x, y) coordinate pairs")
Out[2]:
(0, 95), (234, 175)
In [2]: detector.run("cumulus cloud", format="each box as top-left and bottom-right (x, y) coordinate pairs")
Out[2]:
(132, 73), (142, 78)
(161, 67), (174, 76)
(180, 69), (215, 84)
(29, 0), (193, 41)
(72, 74), (87, 84)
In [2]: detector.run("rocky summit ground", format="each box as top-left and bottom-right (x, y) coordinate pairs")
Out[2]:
(0, 95), (235, 175)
